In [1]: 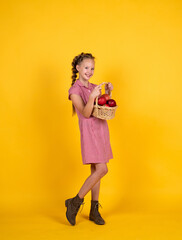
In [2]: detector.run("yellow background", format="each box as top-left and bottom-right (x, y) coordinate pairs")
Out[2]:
(1, 0), (182, 239)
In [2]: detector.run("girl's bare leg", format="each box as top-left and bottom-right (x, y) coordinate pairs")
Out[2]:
(78, 163), (108, 199)
(91, 164), (100, 201)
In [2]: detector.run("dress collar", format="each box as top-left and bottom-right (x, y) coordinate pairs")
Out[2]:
(76, 79), (91, 89)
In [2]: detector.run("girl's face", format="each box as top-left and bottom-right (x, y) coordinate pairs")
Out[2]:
(76, 59), (95, 82)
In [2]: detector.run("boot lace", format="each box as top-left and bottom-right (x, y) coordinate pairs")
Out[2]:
(94, 202), (103, 217)
(71, 199), (85, 215)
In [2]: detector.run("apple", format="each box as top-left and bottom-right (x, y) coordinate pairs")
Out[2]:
(107, 99), (116, 107)
(98, 96), (106, 105)
(101, 94), (110, 101)
(104, 103), (110, 107)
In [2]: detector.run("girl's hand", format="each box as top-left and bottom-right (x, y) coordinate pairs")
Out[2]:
(90, 85), (102, 99)
(105, 82), (113, 93)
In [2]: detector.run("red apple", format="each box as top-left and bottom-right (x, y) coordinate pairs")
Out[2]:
(107, 99), (116, 107)
(98, 96), (106, 105)
(101, 94), (110, 101)
(104, 103), (110, 107)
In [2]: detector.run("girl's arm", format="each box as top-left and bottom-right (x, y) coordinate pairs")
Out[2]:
(70, 85), (101, 118)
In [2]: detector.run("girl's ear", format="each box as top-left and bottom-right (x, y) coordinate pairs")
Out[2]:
(76, 64), (80, 72)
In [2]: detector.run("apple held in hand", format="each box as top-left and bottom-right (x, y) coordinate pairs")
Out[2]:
(107, 99), (116, 107)
(98, 96), (106, 105)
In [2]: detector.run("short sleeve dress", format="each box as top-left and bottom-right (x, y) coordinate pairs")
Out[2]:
(68, 79), (113, 165)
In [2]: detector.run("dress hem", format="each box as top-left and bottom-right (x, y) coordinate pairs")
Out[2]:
(82, 158), (112, 165)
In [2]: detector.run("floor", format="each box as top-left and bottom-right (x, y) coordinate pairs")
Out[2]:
(1, 201), (182, 240)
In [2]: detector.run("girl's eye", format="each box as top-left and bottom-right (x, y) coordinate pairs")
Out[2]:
(91, 68), (94, 70)
(85, 67), (88, 69)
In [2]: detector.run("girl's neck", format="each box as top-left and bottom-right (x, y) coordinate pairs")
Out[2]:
(78, 78), (89, 88)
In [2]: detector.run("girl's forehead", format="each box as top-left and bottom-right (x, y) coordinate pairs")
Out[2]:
(81, 59), (95, 66)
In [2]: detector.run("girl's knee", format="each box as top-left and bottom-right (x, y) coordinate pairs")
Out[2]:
(96, 164), (108, 178)
(102, 165), (108, 176)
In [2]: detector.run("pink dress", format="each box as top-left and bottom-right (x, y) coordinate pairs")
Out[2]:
(68, 79), (113, 165)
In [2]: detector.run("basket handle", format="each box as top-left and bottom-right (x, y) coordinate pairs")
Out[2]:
(95, 82), (112, 106)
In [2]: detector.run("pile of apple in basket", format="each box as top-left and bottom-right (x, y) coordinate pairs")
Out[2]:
(92, 82), (118, 120)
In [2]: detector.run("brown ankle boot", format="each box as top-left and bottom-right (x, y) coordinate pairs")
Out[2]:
(89, 200), (105, 225)
(65, 194), (84, 226)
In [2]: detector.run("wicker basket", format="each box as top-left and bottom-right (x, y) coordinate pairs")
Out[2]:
(92, 82), (118, 120)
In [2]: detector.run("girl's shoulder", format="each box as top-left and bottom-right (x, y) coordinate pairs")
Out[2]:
(68, 80), (80, 91)
(68, 81), (82, 100)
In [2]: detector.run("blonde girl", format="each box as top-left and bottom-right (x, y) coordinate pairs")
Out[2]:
(65, 52), (113, 226)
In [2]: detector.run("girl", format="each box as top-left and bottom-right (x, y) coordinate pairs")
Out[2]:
(65, 52), (113, 226)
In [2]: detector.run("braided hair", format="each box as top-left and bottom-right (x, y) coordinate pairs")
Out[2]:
(71, 52), (95, 86)
(71, 52), (95, 114)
